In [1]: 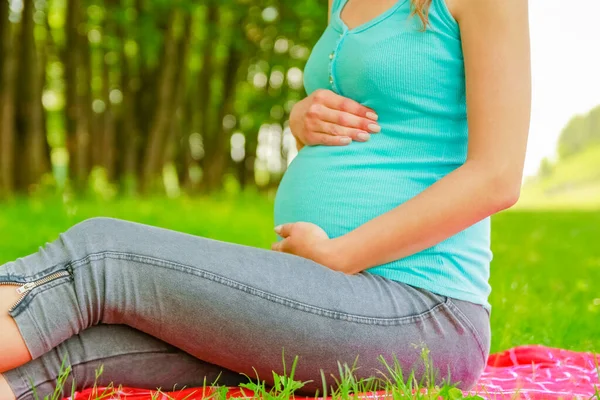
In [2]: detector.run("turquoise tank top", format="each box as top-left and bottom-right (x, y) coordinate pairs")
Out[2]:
(273, 0), (493, 309)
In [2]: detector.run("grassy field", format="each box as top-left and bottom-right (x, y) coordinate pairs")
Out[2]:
(0, 194), (599, 356)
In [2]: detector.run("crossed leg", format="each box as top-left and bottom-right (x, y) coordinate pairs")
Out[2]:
(1, 324), (247, 400)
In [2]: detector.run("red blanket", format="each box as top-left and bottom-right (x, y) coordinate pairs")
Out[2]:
(66, 346), (599, 399)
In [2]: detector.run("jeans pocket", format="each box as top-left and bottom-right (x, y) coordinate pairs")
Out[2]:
(446, 298), (490, 366)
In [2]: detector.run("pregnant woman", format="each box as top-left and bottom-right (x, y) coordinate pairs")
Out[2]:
(0, 0), (530, 398)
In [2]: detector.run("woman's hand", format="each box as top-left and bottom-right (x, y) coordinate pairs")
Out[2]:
(290, 89), (381, 150)
(271, 222), (349, 273)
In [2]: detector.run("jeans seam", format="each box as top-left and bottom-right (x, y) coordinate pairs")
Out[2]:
(14, 250), (448, 326)
(6, 367), (31, 400)
(25, 306), (48, 357)
(446, 299), (487, 365)
(14, 348), (179, 399)
(104, 251), (448, 326)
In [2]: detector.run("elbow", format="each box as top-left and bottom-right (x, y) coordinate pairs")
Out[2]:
(495, 184), (521, 211)
(465, 159), (522, 212)
(485, 169), (522, 212)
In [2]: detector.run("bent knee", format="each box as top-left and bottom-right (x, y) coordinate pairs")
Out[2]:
(63, 217), (131, 254)
(68, 217), (131, 237)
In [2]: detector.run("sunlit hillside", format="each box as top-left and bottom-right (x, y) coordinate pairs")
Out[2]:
(518, 144), (600, 209)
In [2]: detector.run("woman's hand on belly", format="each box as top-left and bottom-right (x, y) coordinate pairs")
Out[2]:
(271, 221), (350, 273)
(290, 89), (381, 150)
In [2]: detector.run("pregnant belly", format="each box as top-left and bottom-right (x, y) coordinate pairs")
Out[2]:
(273, 143), (448, 240)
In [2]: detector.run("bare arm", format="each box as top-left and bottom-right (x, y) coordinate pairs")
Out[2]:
(326, 0), (532, 273)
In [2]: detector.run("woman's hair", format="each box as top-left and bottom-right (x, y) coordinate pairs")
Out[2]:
(410, 0), (432, 28)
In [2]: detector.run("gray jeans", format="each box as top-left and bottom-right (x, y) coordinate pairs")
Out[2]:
(1, 218), (490, 399)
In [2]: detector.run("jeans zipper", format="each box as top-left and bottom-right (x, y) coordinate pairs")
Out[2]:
(0, 270), (71, 312)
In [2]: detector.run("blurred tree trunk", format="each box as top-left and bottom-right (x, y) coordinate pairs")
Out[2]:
(90, 40), (103, 171)
(40, 8), (52, 172)
(203, 8), (244, 191)
(233, 59), (251, 190)
(135, 0), (158, 159)
(162, 13), (193, 170)
(100, 4), (117, 180)
(15, 0), (50, 191)
(79, 21), (93, 180)
(135, 0), (160, 189)
(0, 0), (4, 69)
(190, 4), (218, 192)
(197, 5), (217, 141)
(141, 10), (180, 192)
(0, 0), (17, 196)
(119, 16), (140, 194)
(197, 5), (222, 192)
(64, 0), (79, 177)
(203, 47), (242, 191)
(101, 55), (116, 179)
(0, 0), (5, 86)
(176, 92), (193, 188)
(65, 0), (92, 189)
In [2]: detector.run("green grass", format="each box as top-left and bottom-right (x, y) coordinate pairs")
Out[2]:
(1, 194), (599, 398)
(33, 349), (481, 400)
(488, 210), (600, 352)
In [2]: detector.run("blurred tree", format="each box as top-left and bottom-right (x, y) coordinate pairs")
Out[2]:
(537, 157), (554, 179)
(0, 0), (19, 196)
(15, 0), (51, 190)
(0, 0), (327, 198)
(65, 0), (92, 188)
(557, 105), (600, 160)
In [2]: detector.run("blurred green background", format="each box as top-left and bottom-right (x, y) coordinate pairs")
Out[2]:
(1, 0), (323, 197)
(0, 0), (598, 356)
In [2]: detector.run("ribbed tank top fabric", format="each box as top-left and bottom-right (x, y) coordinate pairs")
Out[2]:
(273, 0), (492, 309)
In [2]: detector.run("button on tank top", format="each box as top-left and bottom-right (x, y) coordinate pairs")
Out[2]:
(274, 0), (493, 309)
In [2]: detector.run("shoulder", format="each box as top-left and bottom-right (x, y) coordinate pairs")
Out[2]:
(443, 0), (458, 20)
(449, 0), (528, 23)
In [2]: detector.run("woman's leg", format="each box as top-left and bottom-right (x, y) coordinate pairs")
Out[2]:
(1, 324), (247, 400)
(0, 288), (30, 371)
(0, 217), (490, 395)
(0, 373), (15, 400)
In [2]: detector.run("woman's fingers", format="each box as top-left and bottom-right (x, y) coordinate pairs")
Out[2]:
(300, 89), (381, 147)
(271, 238), (293, 254)
(313, 89), (378, 121)
(307, 103), (380, 134)
(316, 122), (371, 142)
(309, 132), (354, 146)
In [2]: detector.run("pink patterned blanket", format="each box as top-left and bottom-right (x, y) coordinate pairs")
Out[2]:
(66, 346), (599, 399)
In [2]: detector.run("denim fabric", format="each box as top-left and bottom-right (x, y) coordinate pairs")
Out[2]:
(1, 218), (490, 399)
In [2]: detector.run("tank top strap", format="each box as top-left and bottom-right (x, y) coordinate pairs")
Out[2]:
(330, 0), (347, 19)
(427, 0), (459, 36)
